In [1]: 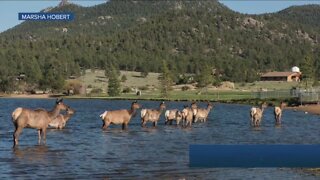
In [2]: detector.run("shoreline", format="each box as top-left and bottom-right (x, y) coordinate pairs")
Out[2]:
(2, 94), (319, 115)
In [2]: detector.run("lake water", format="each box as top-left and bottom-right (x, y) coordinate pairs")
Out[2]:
(0, 99), (319, 179)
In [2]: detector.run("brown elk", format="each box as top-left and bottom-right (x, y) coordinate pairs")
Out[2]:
(191, 102), (198, 122)
(274, 101), (286, 125)
(182, 105), (194, 127)
(100, 101), (141, 130)
(49, 107), (75, 129)
(11, 98), (69, 147)
(164, 109), (183, 125)
(194, 102), (214, 123)
(141, 102), (166, 127)
(250, 102), (267, 127)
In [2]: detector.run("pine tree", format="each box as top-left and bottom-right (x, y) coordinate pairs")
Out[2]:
(121, 74), (127, 82)
(159, 60), (173, 98)
(301, 55), (315, 88)
(196, 64), (214, 88)
(107, 65), (121, 96)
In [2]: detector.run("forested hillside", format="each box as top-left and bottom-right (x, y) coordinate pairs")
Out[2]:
(0, 0), (320, 92)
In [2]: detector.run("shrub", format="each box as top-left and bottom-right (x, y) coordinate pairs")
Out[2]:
(122, 87), (131, 93)
(64, 80), (83, 95)
(139, 86), (148, 91)
(121, 75), (127, 82)
(91, 88), (103, 94)
(181, 86), (190, 91)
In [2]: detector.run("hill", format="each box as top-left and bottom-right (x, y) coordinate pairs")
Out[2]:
(0, 0), (320, 92)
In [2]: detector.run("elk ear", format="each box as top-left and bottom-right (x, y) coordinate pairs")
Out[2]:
(183, 105), (188, 108)
(56, 98), (63, 104)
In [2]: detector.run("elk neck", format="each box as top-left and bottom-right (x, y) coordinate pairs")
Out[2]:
(48, 104), (62, 119)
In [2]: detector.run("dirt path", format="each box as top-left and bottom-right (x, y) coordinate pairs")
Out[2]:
(286, 104), (320, 115)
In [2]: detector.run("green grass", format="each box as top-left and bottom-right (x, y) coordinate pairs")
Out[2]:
(235, 81), (299, 91)
(69, 90), (253, 102)
(74, 69), (300, 102)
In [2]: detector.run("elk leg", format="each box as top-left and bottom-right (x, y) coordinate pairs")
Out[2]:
(42, 128), (47, 144)
(153, 121), (157, 127)
(38, 129), (42, 144)
(102, 121), (110, 129)
(122, 123), (128, 130)
(141, 120), (146, 127)
(13, 127), (23, 147)
(278, 115), (282, 124)
(185, 120), (189, 127)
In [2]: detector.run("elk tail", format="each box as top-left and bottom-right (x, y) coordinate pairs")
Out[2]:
(140, 109), (147, 118)
(12, 107), (23, 122)
(100, 111), (108, 119)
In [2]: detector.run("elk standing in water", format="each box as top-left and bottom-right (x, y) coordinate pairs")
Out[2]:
(274, 102), (286, 125)
(182, 105), (195, 127)
(11, 98), (69, 147)
(164, 109), (183, 125)
(100, 101), (141, 130)
(49, 107), (75, 129)
(250, 102), (267, 127)
(191, 102), (198, 122)
(194, 102), (214, 123)
(141, 102), (166, 127)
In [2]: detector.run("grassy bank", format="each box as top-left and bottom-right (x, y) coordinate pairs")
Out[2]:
(65, 89), (297, 107)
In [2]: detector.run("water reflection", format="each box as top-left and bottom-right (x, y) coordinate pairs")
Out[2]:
(13, 145), (49, 161)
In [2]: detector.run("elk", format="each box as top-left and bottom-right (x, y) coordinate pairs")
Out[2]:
(182, 105), (194, 127)
(250, 102), (267, 127)
(164, 109), (183, 125)
(191, 102), (198, 122)
(11, 98), (69, 147)
(141, 102), (166, 127)
(49, 107), (75, 129)
(100, 101), (141, 130)
(194, 102), (214, 123)
(274, 101), (286, 125)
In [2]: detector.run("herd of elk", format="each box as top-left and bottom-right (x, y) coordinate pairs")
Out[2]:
(11, 98), (70, 147)
(10, 97), (290, 147)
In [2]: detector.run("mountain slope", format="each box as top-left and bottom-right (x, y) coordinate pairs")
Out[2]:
(0, 0), (320, 91)
(276, 4), (320, 29)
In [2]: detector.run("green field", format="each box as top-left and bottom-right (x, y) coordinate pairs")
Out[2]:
(75, 70), (301, 102)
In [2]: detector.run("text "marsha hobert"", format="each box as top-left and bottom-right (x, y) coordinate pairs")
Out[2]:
(18, 13), (74, 21)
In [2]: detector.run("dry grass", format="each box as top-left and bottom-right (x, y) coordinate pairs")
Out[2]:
(78, 70), (160, 93)
(235, 81), (299, 91)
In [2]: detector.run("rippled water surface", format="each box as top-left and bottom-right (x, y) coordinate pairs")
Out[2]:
(0, 99), (319, 179)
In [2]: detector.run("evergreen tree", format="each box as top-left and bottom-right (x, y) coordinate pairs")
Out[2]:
(196, 64), (214, 88)
(107, 65), (121, 96)
(301, 55), (315, 88)
(121, 74), (127, 82)
(159, 60), (173, 98)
